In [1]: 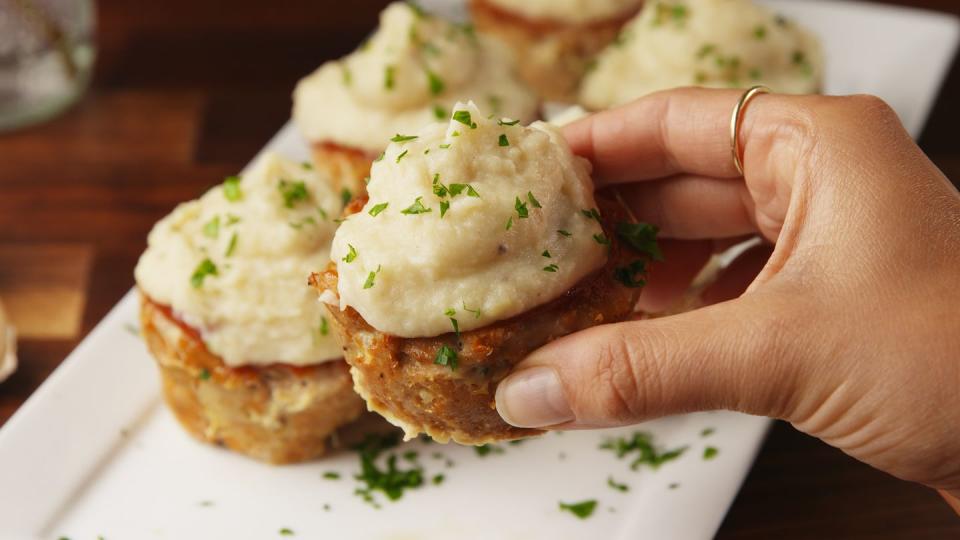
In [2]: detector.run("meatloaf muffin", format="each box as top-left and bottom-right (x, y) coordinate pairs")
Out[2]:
(135, 152), (365, 463)
(470, 0), (643, 102)
(293, 1), (539, 199)
(580, 0), (823, 110)
(312, 103), (659, 444)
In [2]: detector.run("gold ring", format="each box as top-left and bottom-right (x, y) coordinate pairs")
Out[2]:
(730, 85), (771, 176)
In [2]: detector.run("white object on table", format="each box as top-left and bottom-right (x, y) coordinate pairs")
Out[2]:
(0, 2), (956, 539)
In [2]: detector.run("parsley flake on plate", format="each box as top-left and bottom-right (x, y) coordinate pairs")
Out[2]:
(278, 179), (309, 208)
(559, 499), (597, 519)
(401, 196), (431, 215)
(343, 244), (358, 263)
(616, 222), (663, 260)
(452, 110), (477, 129)
(434, 344), (458, 370)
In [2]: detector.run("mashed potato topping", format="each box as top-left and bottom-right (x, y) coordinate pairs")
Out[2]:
(580, 0), (823, 109)
(293, 2), (537, 155)
(485, 0), (642, 24)
(135, 153), (344, 367)
(331, 102), (607, 338)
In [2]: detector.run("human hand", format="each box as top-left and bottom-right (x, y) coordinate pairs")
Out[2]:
(494, 87), (960, 499)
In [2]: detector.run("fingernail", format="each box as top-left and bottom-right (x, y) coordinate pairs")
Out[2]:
(496, 367), (574, 428)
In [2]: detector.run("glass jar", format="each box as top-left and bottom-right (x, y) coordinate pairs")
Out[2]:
(0, 0), (96, 132)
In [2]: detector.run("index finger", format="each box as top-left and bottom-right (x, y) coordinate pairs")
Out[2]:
(564, 87), (774, 185)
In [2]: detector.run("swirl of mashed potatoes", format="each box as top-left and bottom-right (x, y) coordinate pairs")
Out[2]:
(483, 0), (642, 24)
(293, 2), (538, 155)
(330, 102), (607, 338)
(580, 0), (823, 110)
(135, 152), (344, 367)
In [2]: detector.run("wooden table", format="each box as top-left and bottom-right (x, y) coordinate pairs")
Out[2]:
(1, 0), (957, 536)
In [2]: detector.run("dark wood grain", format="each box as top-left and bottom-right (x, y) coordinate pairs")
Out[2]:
(0, 0), (957, 536)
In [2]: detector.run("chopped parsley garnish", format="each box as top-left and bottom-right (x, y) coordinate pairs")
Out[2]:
(278, 179), (309, 208)
(432, 173), (448, 197)
(439, 143), (451, 149)
(226, 214), (242, 226)
(557, 229), (572, 237)
(701, 427), (715, 437)
(498, 134), (509, 147)
(434, 344), (458, 370)
(541, 250), (551, 258)
(341, 64), (352, 85)
(401, 196), (431, 215)
(559, 500), (597, 520)
(703, 446), (719, 460)
(323, 471), (340, 480)
(432, 474), (445, 485)
(391, 134), (418, 143)
(341, 188), (353, 207)
(343, 244), (358, 263)
(448, 183), (479, 197)
(199, 367), (211, 380)
(753, 25), (767, 40)
(444, 308), (459, 337)
(224, 232), (238, 257)
(439, 200), (450, 218)
(462, 302), (482, 318)
(384, 65), (395, 90)
(353, 433), (424, 504)
(581, 207), (601, 222)
(749, 68), (762, 80)
(288, 216), (316, 229)
(452, 110), (477, 129)
(433, 104), (447, 120)
(543, 264), (559, 273)
(223, 175), (243, 201)
(607, 476), (629, 492)
(190, 258), (218, 288)
(497, 118), (520, 126)
(652, 2), (688, 27)
(697, 43), (716, 59)
(616, 222), (664, 260)
(486, 94), (502, 113)
(279, 527), (294, 536)
(202, 215), (220, 239)
(593, 233), (610, 246)
(527, 191), (542, 209)
(363, 265), (382, 289)
(600, 431), (687, 470)
(369, 202), (388, 216)
(396, 149), (409, 163)
(374, 151), (385, 162)
(613, 259), (647, 288)
(474, 444), (503, 457)
(515, 197), (529, 219)
(319, 316), (329, 336)
(505, 216), (513, 230)
(427, 70), (445, 96)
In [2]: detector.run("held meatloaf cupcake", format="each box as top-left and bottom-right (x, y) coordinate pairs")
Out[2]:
(293, 2), (538, 199)
(310, 102), (661, 445)
(135, 152), (365, 464)
(469, 0), (643, 102)
(580, 0), (823, 110)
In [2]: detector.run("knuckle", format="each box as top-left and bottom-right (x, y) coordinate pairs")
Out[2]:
(587, 324), (659, 423)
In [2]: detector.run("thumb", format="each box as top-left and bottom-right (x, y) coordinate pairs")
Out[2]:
(495, 292), (809, 429)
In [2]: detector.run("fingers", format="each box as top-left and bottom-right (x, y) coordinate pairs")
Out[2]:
(496, 293), (806, 429)
(563, 87), (772, 184)
(610, 174), (757, 239)
(635, 238), (713, 313)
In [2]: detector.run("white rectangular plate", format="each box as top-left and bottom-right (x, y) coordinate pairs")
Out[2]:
(0, 1), (956, 539)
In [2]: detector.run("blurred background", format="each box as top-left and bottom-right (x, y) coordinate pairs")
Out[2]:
(0, 0), (958, 537)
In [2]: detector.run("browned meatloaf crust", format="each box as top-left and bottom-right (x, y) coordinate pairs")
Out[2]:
(470, 0), (641, 102)
(311, 141), (376, 200)
(310, 195), (648, 445)
(139, 295), (366, 464)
